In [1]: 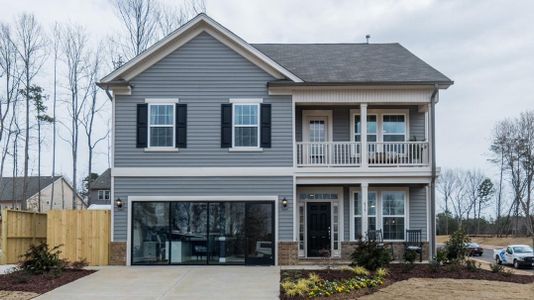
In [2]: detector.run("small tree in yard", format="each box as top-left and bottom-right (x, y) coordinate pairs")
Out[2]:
(350, 239), (392, 271)
(444, 229), (470, 263)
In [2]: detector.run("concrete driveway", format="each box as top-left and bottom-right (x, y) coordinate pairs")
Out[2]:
(36, 266), (280, 300)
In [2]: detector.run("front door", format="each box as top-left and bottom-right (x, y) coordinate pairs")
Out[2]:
(307, 202), (331, 257)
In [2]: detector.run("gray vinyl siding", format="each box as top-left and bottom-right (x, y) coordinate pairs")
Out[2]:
(296, 105), (426, 142)
(409, 107), (426, 141)
(343, 186), (350, 240)
(114, 32), (292, 167)
(409, 186), (428, 241)
(113, 176), (293, 242)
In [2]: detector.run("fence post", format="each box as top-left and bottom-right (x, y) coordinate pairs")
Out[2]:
(1, 209), (7, 264)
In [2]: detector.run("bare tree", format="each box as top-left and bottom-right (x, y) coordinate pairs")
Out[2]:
(464, 169), (485, 222)
(112, 0), (160, 60)
(158, 0), (206, 36)
(0, 22), (22, 182)
(111, 0), (206, 65)
(60, 24), (90, 209)
(437, 168), (459, 235)
(49, 23), (60, 210)
(13, 13), (46, 209)
(80, 44), (109, 202)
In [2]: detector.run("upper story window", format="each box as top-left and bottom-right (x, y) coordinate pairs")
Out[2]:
(383, 115), (406, 142)
(148, 103), (175, 147)
(354, 115), (377, 142)
(233, 102), (260, 148)
(351, 110), (408, 143)
(98, 190), (110, 201)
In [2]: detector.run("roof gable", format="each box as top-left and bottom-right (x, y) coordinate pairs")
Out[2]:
(0, 176), (62, 201)
(99, 14), (302, 86)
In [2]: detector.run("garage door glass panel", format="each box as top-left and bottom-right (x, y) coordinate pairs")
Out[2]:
(208, 202), (246, 264)
(169, 202), (208, 264)
(245, 203), (274, 265)
(131, 202), (169, 264)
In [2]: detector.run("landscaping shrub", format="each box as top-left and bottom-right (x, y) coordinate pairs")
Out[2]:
(18, 242), (67, 275)
(435, 248), (448, 264)
(403, 249), (417, 264)
(444, 229), (470, 262)
(352, 266), (370, 276)
(429, 259), (441, 273)
(350, 239), (392, 271)
(465, 259), (481, 272)
(489, 263), (504, 274)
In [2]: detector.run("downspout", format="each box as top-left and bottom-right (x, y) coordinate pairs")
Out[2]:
(430, 84), (439, 258)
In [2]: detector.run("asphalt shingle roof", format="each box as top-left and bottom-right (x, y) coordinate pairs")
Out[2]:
(0, 176), (62, 201)
(252, 43), (452, 84)
(90, 169), (111, 190)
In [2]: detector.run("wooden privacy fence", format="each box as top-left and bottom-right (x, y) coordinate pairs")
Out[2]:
(47, 210), (111, 266)
(0, 209), (111, 265)
(1, 209), (47, 264)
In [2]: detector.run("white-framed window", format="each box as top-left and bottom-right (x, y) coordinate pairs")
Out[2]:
(382, 191), (406, 240)
(382, 114), (406, 142)
(350, 110), (409, 144)
(353, 191), (377, 240)
(98, 190), (110, 201)
(354, 115), (377, 142)
(231, 100), (261, 148)
(148, 103), (175, 148)
(350, 188), (408, 241)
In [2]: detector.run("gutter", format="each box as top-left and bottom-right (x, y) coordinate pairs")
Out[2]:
(96, 80), (131, 101)
(430, 84), (439, 258)
(267, 80), (454, 89)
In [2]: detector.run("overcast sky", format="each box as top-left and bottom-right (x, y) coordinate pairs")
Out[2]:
(1, 0), (533, 184)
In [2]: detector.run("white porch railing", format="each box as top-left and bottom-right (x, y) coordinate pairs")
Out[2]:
(296, 141), (429, 167)
(367, 141), (429, 167)
(296, 142), (361, 167)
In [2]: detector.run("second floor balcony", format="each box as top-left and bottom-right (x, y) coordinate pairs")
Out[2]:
(296, 141), (429, 167)
(295, 103), (432, 169)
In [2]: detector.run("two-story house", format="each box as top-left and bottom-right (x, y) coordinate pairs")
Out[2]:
(98, 14), (452, 266)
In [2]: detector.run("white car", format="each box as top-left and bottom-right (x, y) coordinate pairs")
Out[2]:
(493, 244), (534, 269)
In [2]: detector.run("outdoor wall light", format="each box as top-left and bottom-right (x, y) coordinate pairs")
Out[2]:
(282, 197), (288, 208)
(115, 198), (123, 209)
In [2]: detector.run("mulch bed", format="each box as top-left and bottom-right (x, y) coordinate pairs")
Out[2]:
(0, 269), (96, 294)
(280, 264), (534, 299)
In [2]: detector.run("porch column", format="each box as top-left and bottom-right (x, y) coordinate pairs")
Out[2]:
(360, 103), (368, 168)
(361, 182), (369, 239)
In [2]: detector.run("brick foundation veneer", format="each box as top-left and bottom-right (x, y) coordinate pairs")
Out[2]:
(109, 242), (127, 265)
(278, 241), (299, 265)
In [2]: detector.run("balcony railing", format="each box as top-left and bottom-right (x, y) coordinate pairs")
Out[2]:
(296, 142), (361, 167)
(296, 141), (429, 167)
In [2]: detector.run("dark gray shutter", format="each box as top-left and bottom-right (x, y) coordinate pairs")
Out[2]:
(221, 104), (232, 148)
(260, 103), (271, 148)
(176, 104), (187, 148)
(136, 104), (148, 148)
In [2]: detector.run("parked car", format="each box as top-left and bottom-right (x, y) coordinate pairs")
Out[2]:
(493, 245), (534, 269)
(465, 242), (483, 256)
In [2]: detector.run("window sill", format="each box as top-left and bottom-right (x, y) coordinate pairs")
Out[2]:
(144, 147), (179, 152)
(228, 147), (264, 152)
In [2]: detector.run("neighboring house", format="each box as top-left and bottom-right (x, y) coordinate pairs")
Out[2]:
(0, 176), (84, 212)
(88, 168), (111, 206)
(97, 14), (453, 266)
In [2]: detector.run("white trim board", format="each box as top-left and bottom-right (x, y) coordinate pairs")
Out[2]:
(112, 167), (295, 177)
(100, 14), (302, 85)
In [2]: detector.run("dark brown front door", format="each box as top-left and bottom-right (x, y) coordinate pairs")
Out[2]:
(307, 202), (331, 257)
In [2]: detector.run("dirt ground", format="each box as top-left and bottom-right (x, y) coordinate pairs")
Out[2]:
(437, 235), (533, 247)
(361, 278), (534, 300)
(0, 290), (39, 300)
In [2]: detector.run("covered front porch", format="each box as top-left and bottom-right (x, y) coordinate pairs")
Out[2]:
(292, 183), (431, 262)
